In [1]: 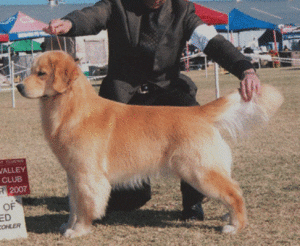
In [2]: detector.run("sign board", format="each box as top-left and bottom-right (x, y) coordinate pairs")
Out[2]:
(0, 187), (27, 239)
(0, 159), (30, 196)
(0, 159), (29, 240)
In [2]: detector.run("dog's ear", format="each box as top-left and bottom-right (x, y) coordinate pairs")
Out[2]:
(52, 54), (79, 94)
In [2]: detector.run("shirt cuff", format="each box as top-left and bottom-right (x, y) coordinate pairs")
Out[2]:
(190, 24), (218, 51)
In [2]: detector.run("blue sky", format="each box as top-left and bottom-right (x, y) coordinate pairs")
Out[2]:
(0, 0), (97, 5)
(0, 0), (218, 5)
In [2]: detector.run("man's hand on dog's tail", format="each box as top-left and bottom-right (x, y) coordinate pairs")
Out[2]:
(240, 68), (261, 102)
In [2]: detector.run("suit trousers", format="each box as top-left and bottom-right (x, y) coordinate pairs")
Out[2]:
(106, 83), (205, 213)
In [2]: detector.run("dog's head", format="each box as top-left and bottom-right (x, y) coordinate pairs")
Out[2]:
(17, 51), (79, 98)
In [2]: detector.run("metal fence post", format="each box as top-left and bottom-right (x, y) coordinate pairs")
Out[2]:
(11, 61), (15, 108)
(214, 62), (220, 99)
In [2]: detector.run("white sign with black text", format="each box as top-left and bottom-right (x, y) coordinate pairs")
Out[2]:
(0, 186), (27, 240)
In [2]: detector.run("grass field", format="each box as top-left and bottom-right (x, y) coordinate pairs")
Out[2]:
(0, 67), (299, 245)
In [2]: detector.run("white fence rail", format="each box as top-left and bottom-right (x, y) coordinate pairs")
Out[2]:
(1, 53), (300, 107)
(0, 57), (106, 108)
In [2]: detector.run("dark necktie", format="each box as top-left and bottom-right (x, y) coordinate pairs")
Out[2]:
(139, 8), (161, 58)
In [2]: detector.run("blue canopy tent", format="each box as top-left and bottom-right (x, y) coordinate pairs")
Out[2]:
(0, 11), (50, 67)
(0, 11), (49, 41)
(215, 8), (278, 48)
(0, 12), (50, 107)
(216, 8), (277, 33)
(212, 9), (278, 98)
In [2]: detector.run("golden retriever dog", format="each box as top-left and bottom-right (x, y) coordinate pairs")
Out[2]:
(17, 51), (283, 238)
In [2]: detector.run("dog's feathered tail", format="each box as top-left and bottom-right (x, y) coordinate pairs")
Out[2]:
(200, 84), (284, 138)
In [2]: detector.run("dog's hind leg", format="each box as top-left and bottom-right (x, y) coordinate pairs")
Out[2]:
(203, 169), (247, 233)
(62, 173), (111, 238)
(180, 167), (247, 234)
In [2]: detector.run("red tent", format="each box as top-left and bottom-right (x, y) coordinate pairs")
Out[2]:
(0, 34), (9, 42)
(194, 3), (228, 25)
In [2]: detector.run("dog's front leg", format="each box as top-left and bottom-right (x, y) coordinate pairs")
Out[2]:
(62, 172), (111, 238)
(60, 175), (77, 234)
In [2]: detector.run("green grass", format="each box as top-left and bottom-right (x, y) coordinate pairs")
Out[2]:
(0, 67), (299, 245)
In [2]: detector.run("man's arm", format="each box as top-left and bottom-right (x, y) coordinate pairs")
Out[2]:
(43, 0), (112, 37)
(190, 25), (261, 102)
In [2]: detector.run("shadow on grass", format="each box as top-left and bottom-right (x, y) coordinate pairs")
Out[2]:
(97, 209), (223, 233)
(25, 214), (69, 234)
(285, 67), (300, 71)
(23, 196), (222, 234)
(23, 196), (69, 212)
(23, 196), (69, 234)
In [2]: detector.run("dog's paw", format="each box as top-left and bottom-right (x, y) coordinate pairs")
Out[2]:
(63, 229), (78, 238)
(62, 224), (92, 238)
(222, 225), (237, 234)
(63, 228), (90, 238)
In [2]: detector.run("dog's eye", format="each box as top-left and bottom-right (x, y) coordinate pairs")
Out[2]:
(37, 71), (46, 76)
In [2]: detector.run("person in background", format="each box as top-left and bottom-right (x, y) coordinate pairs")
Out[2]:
(44, 0), (260, 221)
(283, 45), (290, 51)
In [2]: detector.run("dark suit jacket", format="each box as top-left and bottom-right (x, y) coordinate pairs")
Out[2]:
(63, 0), (253, 103)
(63, 0), (203, 102)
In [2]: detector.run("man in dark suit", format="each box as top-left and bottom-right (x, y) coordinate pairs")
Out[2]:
(44, 0), (260, 220)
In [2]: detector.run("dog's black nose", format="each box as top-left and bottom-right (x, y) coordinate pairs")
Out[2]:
(16, 84), (24, 93)
(16, 84), (25, 96)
